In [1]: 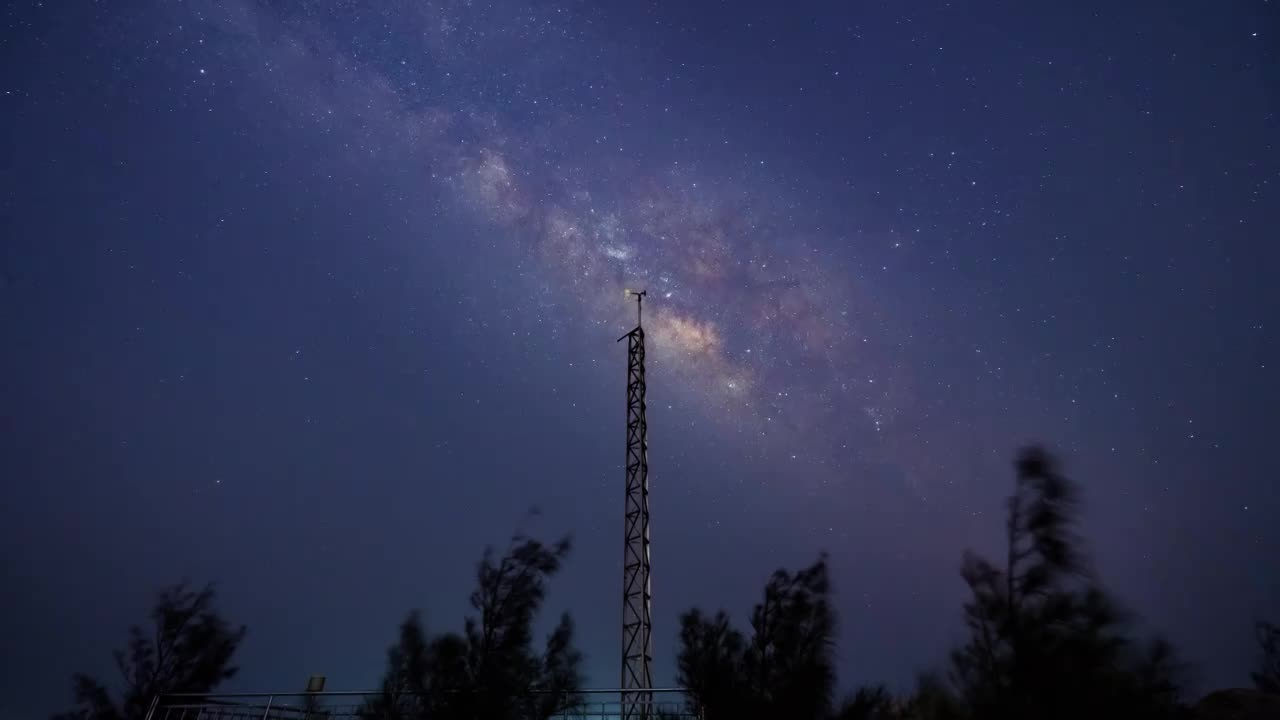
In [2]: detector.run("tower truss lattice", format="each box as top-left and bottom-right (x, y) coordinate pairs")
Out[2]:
(618, 290), (653, 720)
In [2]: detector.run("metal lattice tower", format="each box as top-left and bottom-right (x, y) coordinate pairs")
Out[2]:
(618, 289), (653, 720)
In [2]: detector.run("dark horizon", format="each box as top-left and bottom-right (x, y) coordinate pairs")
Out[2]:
(2, 2), (1276, 719)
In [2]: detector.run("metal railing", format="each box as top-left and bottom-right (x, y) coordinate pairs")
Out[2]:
(144, 689), (702, 720)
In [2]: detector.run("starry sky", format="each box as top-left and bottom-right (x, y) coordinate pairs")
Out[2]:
(1, 1), (1277, 717)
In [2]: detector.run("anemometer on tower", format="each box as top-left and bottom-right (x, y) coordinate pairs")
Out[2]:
(623, 288), (647, 327)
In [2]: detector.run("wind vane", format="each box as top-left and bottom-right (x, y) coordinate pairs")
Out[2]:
(623, 288), (646, 328)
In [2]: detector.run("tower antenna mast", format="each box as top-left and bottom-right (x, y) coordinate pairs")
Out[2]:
(618, 288), (652, 720)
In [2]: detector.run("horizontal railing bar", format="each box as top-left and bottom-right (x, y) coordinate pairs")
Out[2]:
(160, 688), (690, 698)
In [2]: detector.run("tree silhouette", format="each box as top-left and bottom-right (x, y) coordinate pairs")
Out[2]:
(1253, 621), (1280, 694)
(829, 674), (969, 720)
(675, 609), (747, 719)
(949, 446), (1185, 720)
(677, 555), (836, 720)
(362, 533), (583, 720)
(54, 582), (246, 720)
(895, 673), (967, 720)
(833, 684), (893, 720)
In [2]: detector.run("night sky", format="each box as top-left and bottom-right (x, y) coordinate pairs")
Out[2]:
(2, 1), (1277, 717)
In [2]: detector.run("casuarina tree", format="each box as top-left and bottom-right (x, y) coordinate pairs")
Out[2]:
(1253, 621), (1280, 694)
(677, 554), (836, 720)
(949, 446), (1185, 720)
(54, 582), (246, 720)
(362, 533), (583, 720)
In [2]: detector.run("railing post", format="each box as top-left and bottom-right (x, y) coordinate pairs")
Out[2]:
(142, 695), (161, 720)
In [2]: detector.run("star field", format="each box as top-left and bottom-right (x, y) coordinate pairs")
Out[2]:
(1, 1), (1277, 717)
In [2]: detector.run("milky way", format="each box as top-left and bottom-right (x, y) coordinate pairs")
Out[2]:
(204, 0), (915, 485)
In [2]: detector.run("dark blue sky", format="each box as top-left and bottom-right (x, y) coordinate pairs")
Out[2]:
(2, 1), (1277, 717)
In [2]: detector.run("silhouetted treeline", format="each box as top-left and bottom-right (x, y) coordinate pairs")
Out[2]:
(676, 446), (1190, 720)
(57, 446), (1279, 720)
